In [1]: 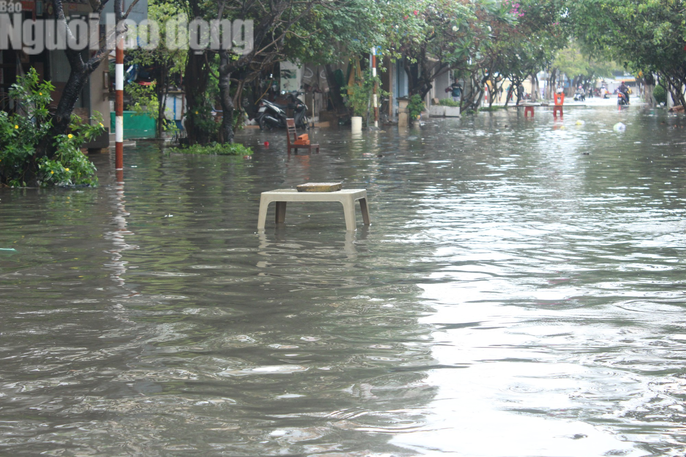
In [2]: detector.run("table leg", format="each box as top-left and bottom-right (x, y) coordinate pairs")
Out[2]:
(359, 198), (370, 225)
(275, 201), (287, 224)
(341, 198), (357, 231)
(257, 196), (269, 230)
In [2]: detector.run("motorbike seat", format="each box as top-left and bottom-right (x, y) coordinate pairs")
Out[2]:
(263, 100), (290, 110)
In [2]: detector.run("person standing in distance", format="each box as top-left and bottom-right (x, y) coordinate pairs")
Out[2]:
(447, 81), (462, 102)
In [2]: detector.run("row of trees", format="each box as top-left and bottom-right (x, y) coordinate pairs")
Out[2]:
(5, 0), (684, 185)
(50, 0), (686, 144)
(88, 0), (575, 145)
(567, 0), (686, 107)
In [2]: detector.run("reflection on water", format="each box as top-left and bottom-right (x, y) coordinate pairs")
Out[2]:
(1, 106), (686, 456)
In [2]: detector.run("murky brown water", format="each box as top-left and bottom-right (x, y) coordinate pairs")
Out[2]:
(2, 104), (686, 456)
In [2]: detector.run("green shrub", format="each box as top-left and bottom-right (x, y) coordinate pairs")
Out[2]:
(185, 102), (219, 141)
(342, 70), (389, 118)
(37, 116), (103, 187)
(438, 98), (461, 107)
(0, 68), (103, 187)
(167, 142), (253, 156)
(653, 85), (667, 105)
(479, 105), (506, 112)
(407, 94), (425, 119)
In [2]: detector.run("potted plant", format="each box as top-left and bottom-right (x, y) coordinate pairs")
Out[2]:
(345, 84), (368, 133)
(343, 70), (389, 133)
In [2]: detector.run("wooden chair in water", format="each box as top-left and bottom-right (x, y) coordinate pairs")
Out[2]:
(286, 118), (319, 154)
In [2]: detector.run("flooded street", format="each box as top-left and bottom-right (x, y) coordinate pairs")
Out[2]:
(2, 104), (686, 456)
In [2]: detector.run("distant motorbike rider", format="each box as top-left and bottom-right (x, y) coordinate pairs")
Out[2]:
(618, 81), (630, 104)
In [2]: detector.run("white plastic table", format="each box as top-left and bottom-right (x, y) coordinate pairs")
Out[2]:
(257, 189), (370, 231)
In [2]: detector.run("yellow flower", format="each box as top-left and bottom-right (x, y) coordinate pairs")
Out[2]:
(68, 134), (73, 139)
(51, 171), (54, 174)
(39, 92), (42, 95)
(65, 168), (70, 172)
(14, 125), (18, 129)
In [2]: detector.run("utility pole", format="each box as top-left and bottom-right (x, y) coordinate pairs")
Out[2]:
(115, 10), (124, 180)
(371, 47), (379, 128)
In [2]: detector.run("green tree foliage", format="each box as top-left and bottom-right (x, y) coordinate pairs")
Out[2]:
(384, 0), (478, 99)
(653, 84), (667, 105)
(180, 0), (324, 145)
(553, 41), (622, 95)
(477, 0), (569, 107)
(284, 0), (386, 112)
(287, 0), (385, 64)
(567, 0), (686, 105)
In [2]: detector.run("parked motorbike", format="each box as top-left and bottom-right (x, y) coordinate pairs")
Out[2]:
(256, 91), (309, 130)
(617, 91), (629, 106)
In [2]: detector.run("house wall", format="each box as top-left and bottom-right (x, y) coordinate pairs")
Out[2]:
(49, 48), (90, 116)
(302, 64), (329, 93)
(393, 59), (409, 117)
(301, 64), (327, 122)
(0, 50), (14, 111)
(380, 57), (393, 119)
(275, 61), (326, 122)
(89, 60), (110, 124)
(280, 61), (302, 93)
(432, 72), (451, 101)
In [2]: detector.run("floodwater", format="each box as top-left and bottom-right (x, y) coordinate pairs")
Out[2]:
(1, 103), (686, 456)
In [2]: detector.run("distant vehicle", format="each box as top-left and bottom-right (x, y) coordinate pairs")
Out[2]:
(617, 92), (629, 106)
(256, 91), (308, 130)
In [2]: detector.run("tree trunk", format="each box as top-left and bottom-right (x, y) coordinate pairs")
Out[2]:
(404, 59), (434, 99)
(52, 63), (91, 138)
(495, 78), (506, 106)
(155, 63), (170, 139)
(38, 0), (108, 158)
(546, 69), (557, 100)
(644, 83), (655, 107)
(38, 51), (103, 161)
(643, 73), (656, 107)
(675, 77), (686, 107)
(513, 77), (523, 106)
(183, 51), (212, 145)
(529, 74), (537, 102)
(504, 84), (513, 107)
(568, 76), (577, 97)
(218, 51), (235, 144)
(665, 77), (684, 107)
(325, 64), (346, 113)
(461, 72), (484, 111)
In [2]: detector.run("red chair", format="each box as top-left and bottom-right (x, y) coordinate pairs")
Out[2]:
(286, 119), (319, 153)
